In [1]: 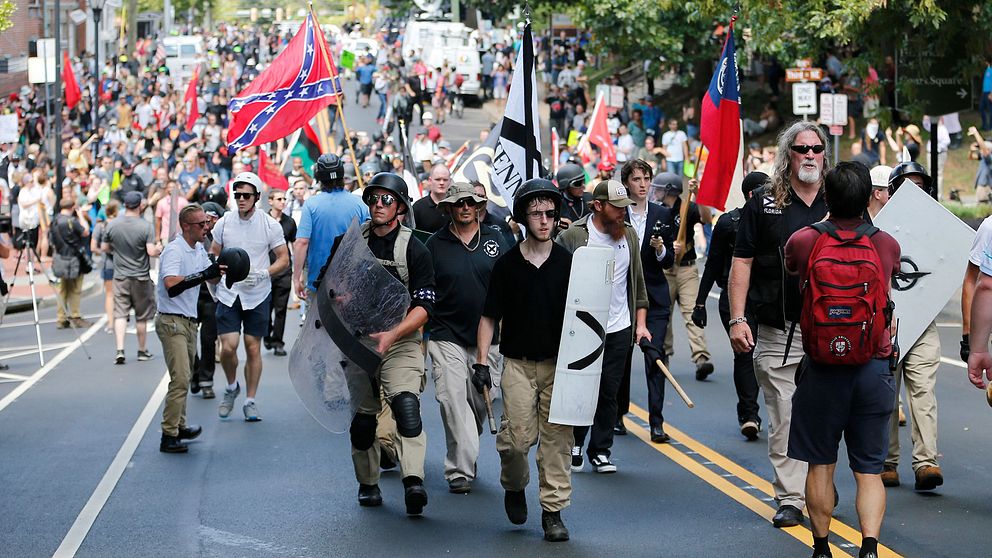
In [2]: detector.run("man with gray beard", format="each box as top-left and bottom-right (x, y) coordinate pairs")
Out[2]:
(728, 121), (830, 528)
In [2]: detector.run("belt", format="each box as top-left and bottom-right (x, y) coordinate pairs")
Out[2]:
(159, 312), (200, 323)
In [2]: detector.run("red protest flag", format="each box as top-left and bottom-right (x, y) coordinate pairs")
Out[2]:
(259, 148), (289, 191)
(584, 92), (616, 166)
(62, 52), (81, 109)
(184, 64), (201, 132)
(226, 13), (343, 152)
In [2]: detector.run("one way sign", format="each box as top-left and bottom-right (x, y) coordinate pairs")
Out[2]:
(792, 82), (817, 116)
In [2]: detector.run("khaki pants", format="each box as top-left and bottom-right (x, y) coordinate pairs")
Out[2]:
(664, 264), (710, 362)
(352, 335), (428, 485)
(428, 340), (503, 482)
(497, 357), (573, 512)
(157, 314), (198, 437)
(886, 322), (940, 471)
(56, 275), (83, 322)
(753, 324), (807, 509)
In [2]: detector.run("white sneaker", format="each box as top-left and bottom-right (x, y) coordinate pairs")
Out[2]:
(243, 400), (261, 422)
(570, 446), (583, 472)
(218, 383), (240, 419)
(589, 454), (617, 474)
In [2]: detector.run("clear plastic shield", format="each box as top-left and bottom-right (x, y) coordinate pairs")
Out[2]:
(289, 219), (411, 433)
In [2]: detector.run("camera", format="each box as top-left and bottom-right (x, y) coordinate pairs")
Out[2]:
(0, 213), (11, 235)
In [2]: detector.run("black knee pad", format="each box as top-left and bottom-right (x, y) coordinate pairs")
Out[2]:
(390, 392), (422, 438)
(349, 413), (378, 451)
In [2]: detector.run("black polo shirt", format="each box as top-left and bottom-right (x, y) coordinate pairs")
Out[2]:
(412, 195), (450, 233)
(669, 197), (703, 265)
(482, 243), (572, 361)
(734, 187), (828, 327)
(426, 224), (510, 346)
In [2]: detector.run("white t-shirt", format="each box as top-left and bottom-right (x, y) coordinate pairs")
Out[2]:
(588, 217), (631, 333)
(212, 209), (286, 310)
(17, 186), (42, 229)
(970, 215), (992, 276)
(662, 130), (688, 162)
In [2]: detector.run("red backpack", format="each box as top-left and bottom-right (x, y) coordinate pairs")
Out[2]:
(798, 221), (890, 366)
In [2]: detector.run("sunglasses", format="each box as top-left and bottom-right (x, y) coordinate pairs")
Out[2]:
(185, 220), (210, 227)
(789, 144), (825, 155)
(367, 193), (396, 206)
(233, 192), (256, 200)
(451, 198), (480, 208)
(272, 197), (286, 202)
(526, 209), (558, 220)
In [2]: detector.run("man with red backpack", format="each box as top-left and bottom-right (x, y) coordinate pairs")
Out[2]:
(784, 162), (901, 558)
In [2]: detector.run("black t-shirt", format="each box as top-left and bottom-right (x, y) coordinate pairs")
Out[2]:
(547, 95), (566, 119)
(412, 196), (450, 233)
(426, 225), (511, 346)
(269, 212), (297, 275)
(560, 191), (591, 223)
(696, 209), (738, 305)
(367, 225), (436, 316)
(734, 187), (828, 326)
(670, 198), (703, 265)
(482, 243), (572, 361)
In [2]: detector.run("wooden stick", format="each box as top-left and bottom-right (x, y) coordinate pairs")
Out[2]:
(654, 357), (694, 409)
(986, 382), (992, 408)
(483, 385), (497, 434)
(676, 189), (695, 247)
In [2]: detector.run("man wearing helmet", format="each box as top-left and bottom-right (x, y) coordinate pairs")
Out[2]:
(653, 172), (715, 380)
(476, 178), (573, 542)
(555, 162), (590, 228)
(346, 172), (436, 516)
(292, 153), (369, 302)
(877, 162), (944, 492)
(210, 172), (290, 423)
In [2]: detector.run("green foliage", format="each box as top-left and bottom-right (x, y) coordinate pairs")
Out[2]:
(0, 0), (16, 33)
(942, 202), (992, 221)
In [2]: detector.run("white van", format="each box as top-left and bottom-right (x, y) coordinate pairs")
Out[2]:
(403, 20), (482, 98)
(162, 36), (203, 82)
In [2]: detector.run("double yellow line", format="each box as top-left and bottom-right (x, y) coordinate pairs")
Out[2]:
(625, 404), (904, 558)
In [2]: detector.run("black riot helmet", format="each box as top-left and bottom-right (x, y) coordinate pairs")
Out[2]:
(313, 153), (344, 190)
(651, 172), (684, 197)
(556, 163), (586, 191)
(201, 183), (228, 207)
(362, 172), (411, 213)
(888, 161), (935, 198)
(512, 178), (563, 224)
(218, 247), (250, 288)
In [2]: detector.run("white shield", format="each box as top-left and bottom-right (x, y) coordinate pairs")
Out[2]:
(550, 246), (614, 426)
(873, 181), (975, 356)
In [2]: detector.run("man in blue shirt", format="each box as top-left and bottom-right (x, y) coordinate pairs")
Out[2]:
(632, 96), (663, 137)
(982, 57), (992, 131)
(293, 153), (369, 300)
(356, 56), (377, 109)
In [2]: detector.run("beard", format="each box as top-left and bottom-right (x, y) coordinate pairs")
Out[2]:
(602, 218), (626, 241)
(797, 165), (821, 184)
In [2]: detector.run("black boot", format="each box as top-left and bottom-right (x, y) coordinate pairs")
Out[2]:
(358, 484), (382, 507)
(403, 476), (428, 515)
(159, 434), (188, 453)
(178, 425), (202, 440)
(541, 510), (570, 542)
(504, 490), (527, 525)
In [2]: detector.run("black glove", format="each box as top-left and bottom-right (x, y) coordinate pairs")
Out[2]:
(471, 363), (492, 394)
(961, 334), (970, 362)
(166, 262), (221, 298)
(691, 305), (707, 328)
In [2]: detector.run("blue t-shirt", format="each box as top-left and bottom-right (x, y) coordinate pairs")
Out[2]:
(984, 67), (992, 93)
(297, 190), (370, 288)
(356, 64), (376, 85)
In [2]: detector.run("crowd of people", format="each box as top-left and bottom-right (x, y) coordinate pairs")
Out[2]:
(2, 18), (992, 558)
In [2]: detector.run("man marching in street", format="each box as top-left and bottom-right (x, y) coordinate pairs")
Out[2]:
(348, 172), (436, 515)
(476, 178), (574, 542)
(729, 121), (830, 528)
(157, 204), (224, 453)
(264, 188), (297, 357)
(210, 172), (290, 422)
(618, 159), (675, 444)
(425, 182), (511, 495)
(558, 179), (651, 474)
(189, 201), (225, 399)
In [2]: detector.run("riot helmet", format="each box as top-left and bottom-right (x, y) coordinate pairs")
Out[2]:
(362, 172), (411, 213)
(512, 178), (563, 224)
(313, 153), (344, 190)
(201, 183), (228, 207)
(218, 247), (250, 288)
(651, 172), (684, 197)
(888, 161), (934, 198)
(556, 163), (586, 191)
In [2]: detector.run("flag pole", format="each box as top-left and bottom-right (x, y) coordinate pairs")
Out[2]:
(308, 3), (365, 191)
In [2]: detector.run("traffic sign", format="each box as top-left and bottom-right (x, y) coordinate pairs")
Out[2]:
(829, 125), (844, 136)
(818, 93), (847, 126)
(897, 50), (971, 115)
(786, 67), (824, 83)
(793, 82), (817, 116)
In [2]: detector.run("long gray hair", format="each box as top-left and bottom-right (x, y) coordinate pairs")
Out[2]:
(768, 121), (830, 208)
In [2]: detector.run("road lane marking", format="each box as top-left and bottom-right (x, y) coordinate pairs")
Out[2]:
(627, 405), (904, 558)
(0, 316), (106, 414)
(53, 371), (169, 558)
(0, 342), (74, 352)
(0, 371), (31, 381)
(940, 356), (966, 369)
(0, 343), (76, 361)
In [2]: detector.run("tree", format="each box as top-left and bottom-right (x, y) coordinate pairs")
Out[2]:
(0, 0), (15, 33)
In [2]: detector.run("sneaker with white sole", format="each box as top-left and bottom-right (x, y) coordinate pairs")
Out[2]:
(243, 401), (261, 422)
(570, 446), (583, 472)
(589, 453), (617, 474)
(218, 384), (240, 419)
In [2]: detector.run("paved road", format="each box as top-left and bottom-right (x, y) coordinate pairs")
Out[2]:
(2, 94), (990, 558)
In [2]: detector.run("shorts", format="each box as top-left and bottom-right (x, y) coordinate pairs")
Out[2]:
(788, 357), (895, 474)
(113, 277), (157, 321)
(216, 294), (271, 338)
(360, 83), (373, 96)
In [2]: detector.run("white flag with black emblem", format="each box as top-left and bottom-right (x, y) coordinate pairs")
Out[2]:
(490, 22), (543, 211)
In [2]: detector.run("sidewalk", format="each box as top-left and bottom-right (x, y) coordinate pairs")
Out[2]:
(2, 251), (102, 314)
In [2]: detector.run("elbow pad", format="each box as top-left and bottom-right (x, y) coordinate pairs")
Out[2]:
(167, 262), (220, 298)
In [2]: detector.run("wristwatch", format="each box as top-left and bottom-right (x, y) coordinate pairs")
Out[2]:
(727, 316), (748, 327)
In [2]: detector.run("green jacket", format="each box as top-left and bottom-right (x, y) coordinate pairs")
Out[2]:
(556, 214), (649, 344)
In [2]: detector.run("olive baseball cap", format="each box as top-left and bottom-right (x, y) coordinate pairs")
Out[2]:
(592, 180), (633, 208)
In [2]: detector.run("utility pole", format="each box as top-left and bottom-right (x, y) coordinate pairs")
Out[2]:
(54, 0), (64, 210)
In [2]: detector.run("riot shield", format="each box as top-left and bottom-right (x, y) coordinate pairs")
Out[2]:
(289, 218), (411, 433)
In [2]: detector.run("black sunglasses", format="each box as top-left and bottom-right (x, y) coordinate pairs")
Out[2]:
(526, 209), (558, 220)
(451, 198), (481, 208)
(185, 219), (210, 227)
(789, 144), (825, 155)
(367, 193), (396, 207)
(233, 192), (256, 200)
